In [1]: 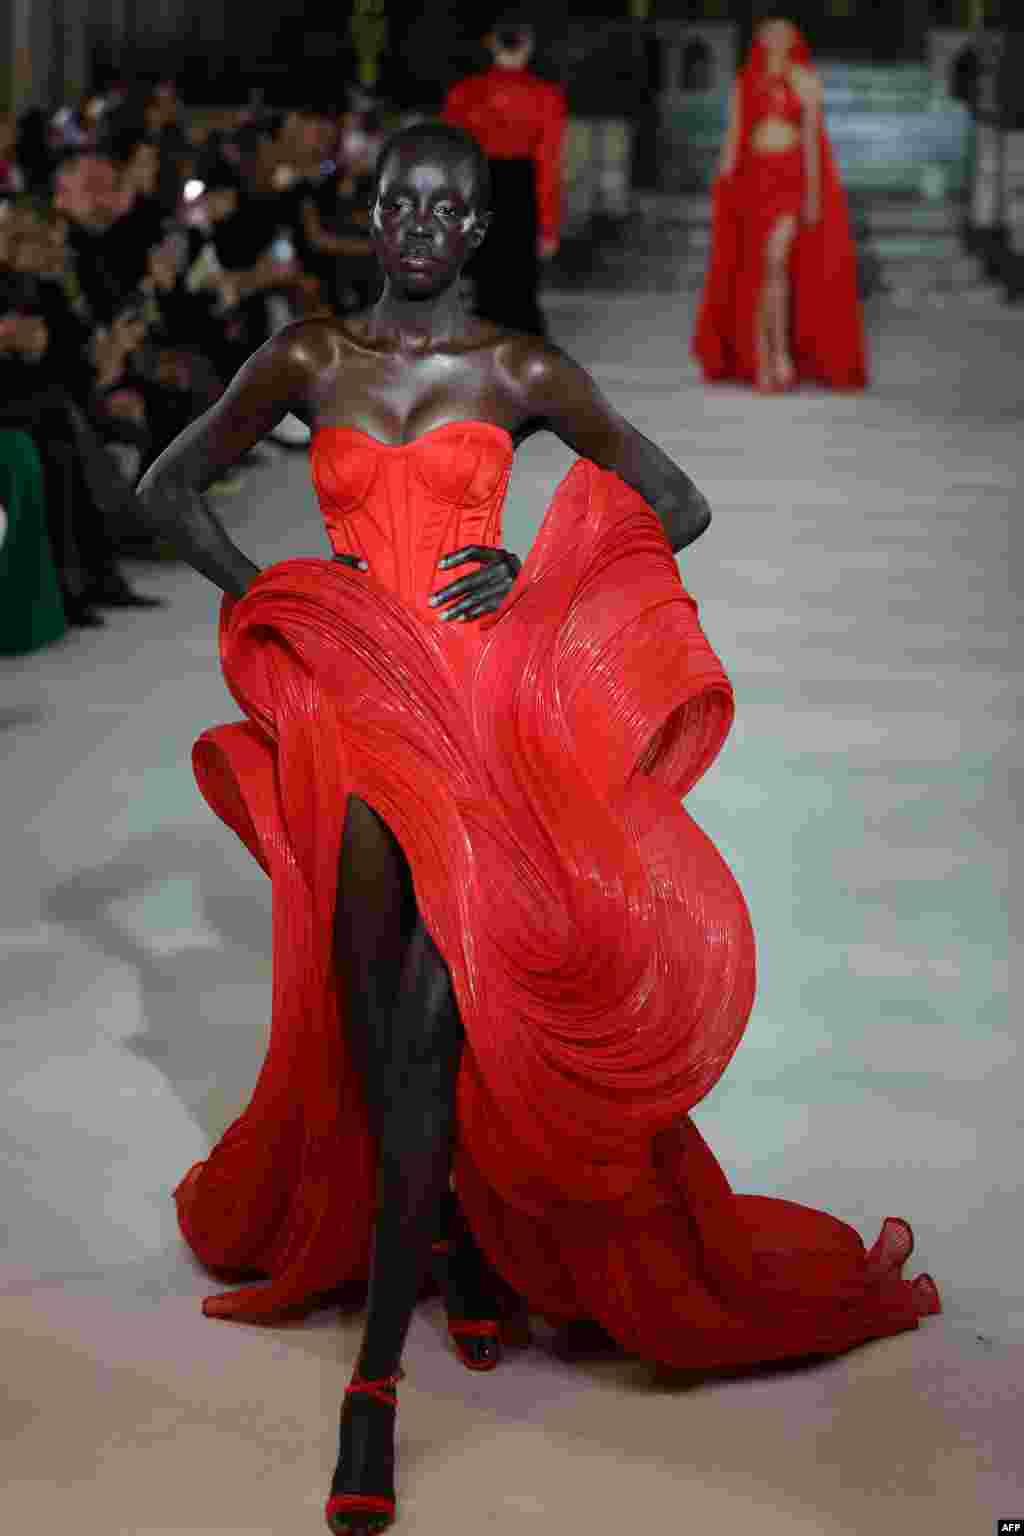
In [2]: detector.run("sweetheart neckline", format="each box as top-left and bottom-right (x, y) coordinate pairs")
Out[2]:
(311, 420), (514, 452)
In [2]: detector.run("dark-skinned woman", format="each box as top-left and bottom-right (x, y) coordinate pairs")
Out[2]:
(136, 122), (939, 1536)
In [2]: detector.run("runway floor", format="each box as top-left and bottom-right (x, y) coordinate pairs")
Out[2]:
(1, 289), (1020, 1533)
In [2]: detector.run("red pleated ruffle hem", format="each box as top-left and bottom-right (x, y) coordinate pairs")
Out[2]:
(176, 449), (938, 1366)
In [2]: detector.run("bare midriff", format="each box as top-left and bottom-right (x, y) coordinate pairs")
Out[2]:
(749, 117), (801, 155)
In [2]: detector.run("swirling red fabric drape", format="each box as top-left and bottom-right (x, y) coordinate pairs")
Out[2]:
(175, 448), (937, 1364)
(692, 30), (868, 390)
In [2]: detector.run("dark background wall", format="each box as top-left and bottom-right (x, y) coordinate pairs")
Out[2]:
(3, 0), (1011, 113)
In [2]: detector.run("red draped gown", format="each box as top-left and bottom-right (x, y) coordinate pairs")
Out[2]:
(175, 421), (939, 1366)
(692, 46), (867, 391)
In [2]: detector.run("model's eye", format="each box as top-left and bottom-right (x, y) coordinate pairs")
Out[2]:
(435, 203), (460, 220)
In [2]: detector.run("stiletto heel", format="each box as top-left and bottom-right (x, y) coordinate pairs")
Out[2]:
(431, 1193), (530, 1371)
(325, 1369), (404, 1535)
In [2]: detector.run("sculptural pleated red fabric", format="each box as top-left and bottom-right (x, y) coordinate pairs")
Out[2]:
(175, 422), (938, 1364)
(692, 30), (867, 391)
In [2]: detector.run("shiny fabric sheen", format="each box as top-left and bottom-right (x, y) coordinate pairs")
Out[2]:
(174, 422), (939, 1362)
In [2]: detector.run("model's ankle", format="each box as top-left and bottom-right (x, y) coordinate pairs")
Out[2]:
(354, 1358), (402, 1384)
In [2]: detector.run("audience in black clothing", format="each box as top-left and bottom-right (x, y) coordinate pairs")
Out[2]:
(1, 79), (387, 650)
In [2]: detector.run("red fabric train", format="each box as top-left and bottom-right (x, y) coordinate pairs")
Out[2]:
(692, 28), (868, 391)
(175, 422), (937, 1366)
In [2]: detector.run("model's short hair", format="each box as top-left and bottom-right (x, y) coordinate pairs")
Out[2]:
(373, 121), (491, 214)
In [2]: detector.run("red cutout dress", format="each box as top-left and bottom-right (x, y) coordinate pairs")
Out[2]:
(692, 32), (867, 391)
(175, 421), (938, 1364)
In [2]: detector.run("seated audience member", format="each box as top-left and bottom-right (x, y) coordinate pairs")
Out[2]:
(94, 104), (168, 294)
(208, 114), (322, 356)
(53, 150), (134, 325)
(142, 78), (195, 214)
(296, 150), (377, 315)
(0, 428), (67, 654)
(0, 203), (163, 625)
(54, 130), (216, 477)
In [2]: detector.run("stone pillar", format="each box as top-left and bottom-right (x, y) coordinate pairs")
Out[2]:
(970, 31), (1006, 233)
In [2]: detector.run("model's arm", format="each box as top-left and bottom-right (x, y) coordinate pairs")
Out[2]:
(136, 320), (330, 598)
(794, 65), (822, 225)
(717, 82), (741, 180)
(512, 344), (711, 552)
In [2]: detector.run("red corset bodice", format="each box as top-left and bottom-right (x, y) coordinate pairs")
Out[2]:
(747, 71), (804, 128)
(310, 421), (512, 616)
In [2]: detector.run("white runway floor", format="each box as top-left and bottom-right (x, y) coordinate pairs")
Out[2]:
(1, 290), (1020, 1534)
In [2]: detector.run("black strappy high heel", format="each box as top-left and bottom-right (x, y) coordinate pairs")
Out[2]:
(325, 1368), (404, 1535)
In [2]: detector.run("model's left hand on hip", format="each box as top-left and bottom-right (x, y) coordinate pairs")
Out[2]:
(431, 546), (523, 621)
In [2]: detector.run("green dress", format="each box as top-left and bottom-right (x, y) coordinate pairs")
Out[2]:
(0, 430), (67, 655)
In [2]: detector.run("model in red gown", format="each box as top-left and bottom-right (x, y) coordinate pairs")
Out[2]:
(140, 117), (938, 1536)
(178, 416), (938, 1360)
(693, 20), (867, 391)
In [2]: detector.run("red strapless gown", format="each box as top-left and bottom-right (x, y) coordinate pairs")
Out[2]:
(692, 71), (867, 391)
(175, 421), (938, 1364)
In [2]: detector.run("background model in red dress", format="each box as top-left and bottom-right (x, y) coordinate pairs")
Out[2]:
(692, 21), (867, 392)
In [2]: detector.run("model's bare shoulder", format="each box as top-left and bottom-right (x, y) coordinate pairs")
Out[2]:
(492, 332), (576, 404)
(271, 315), (346, 375)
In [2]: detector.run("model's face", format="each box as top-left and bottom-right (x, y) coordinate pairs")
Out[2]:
(371, 145), (488, 296)
(758, 19), (797, 56)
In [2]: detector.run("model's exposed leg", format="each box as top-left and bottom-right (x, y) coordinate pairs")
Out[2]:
(332, 793), (418, 1134)
(763, 214), (798, 389)
(355, 914), (463, 1381)
(328, 795), (464, 1534)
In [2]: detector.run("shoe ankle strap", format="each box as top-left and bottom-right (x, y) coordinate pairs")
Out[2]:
(345, 1368), (404, 1406)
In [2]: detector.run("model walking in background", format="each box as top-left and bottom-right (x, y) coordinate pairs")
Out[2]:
(442, 12), (566, 335)
(693, 16), (866, 392)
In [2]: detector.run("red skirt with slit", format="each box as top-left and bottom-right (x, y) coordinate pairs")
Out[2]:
(174, 456), (937, 1364)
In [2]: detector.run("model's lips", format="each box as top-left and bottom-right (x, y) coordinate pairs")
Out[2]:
(399, 249), (437, 268)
